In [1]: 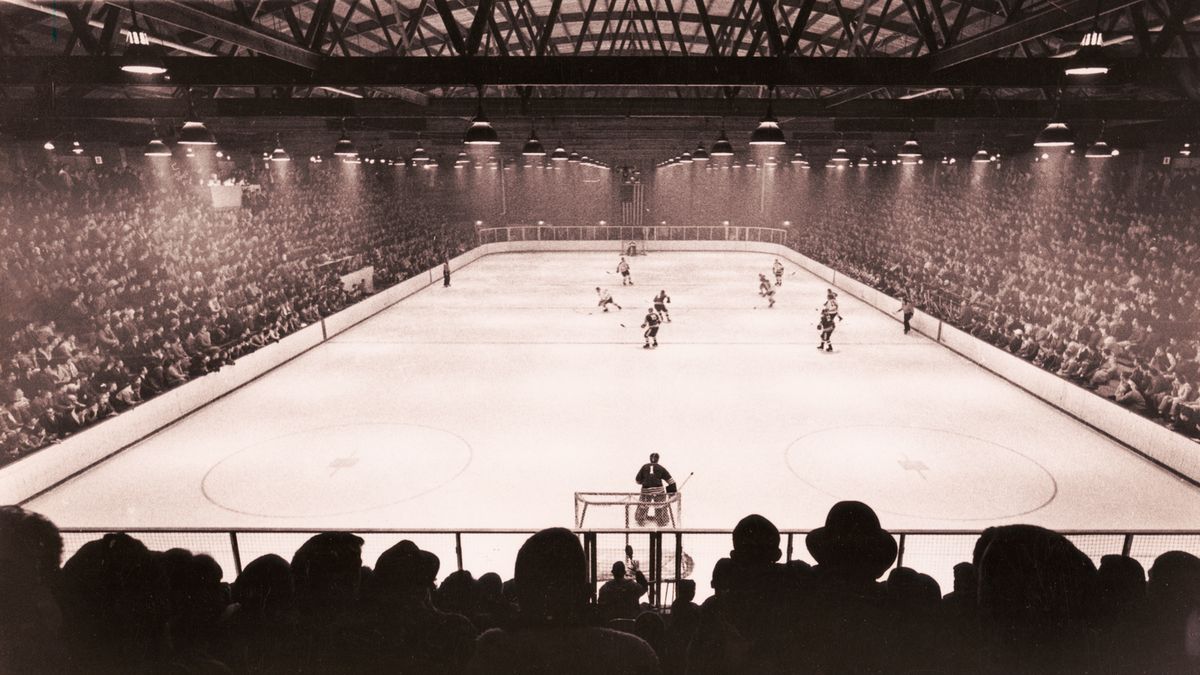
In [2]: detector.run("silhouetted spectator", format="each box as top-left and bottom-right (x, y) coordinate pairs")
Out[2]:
(467, 527), (660, 674)
(599, 560), (648, 621)
(0, 505), (64, 673)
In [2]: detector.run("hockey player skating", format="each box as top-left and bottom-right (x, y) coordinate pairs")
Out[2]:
(773, 259), (784, 286)
(641, 306), (661, 349)
(617, 257), (633, 286)
(596, 287), (622, 312)
(653, 290), (671, 322)
(758, 274), (771, 296)
(765, 285), (777, 309)
(818, 289), (842, 351)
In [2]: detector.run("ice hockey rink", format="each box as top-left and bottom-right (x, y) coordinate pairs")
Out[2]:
(23, 251), (1200, 592)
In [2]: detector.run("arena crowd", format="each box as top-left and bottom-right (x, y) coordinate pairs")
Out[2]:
(0, 163), (475, 463)
(787, 160), (1200, 438)
(2, 500), (1199, 673)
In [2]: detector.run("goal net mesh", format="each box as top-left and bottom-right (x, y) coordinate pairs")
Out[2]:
(622, 240), (648, 256)
(574, 490), (681, 529)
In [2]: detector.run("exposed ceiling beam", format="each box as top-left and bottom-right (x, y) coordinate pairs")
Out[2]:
(103, 0), (322, 69)
(1, 55), (1190, 87)
(928, 0), (1149, 69)
(4, 95), (1195, 120)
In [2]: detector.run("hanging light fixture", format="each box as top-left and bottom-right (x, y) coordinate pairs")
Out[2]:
(749, 87), (786, 146)
(1085, 139), (1117, 158)
(710, 130), (735, 157)
(411, 143), (430, 164)
(1178, 141), (1192, 157)
(830, 145), (851, 164)
(1065, 32), (1109, 77)
(692, 143), (710, 162)
(454, 150), (470, 167)
(463, 85), (500, 146)
(790, 148), (805, 164)
(177, 90), (216, 145)
(333, 118), (358, 158)
(269, 135), (290, 162)
(143, 135), (171, 157)
(679, 152), (693, 164)
(70, 138), (84, 155)
(550, 145), (569, 161)
(898, 130), (922, 159)
(972, 148), (992, 163)
(522, 127), (546, 156)
(568, 151), (581, 163)
(43, 139), (56, 151)
(1034, 121), (1075, 147)
(121, 5), (167, 76)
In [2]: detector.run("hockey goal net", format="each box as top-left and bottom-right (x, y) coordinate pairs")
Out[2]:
(622, 240), (648, 256)
(574, 489), (681, 528)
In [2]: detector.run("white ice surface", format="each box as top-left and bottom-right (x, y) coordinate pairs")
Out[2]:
(26, 252), (1200, 588)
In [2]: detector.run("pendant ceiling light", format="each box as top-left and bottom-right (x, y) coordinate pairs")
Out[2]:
(122, 31), (167, 76)
(269, 135), (290, 162)
(333, 118), (358, 158)
(143, 137), (171, 157)
(550, 145), (569, 161)
(710, 130), (735, 157)
(749, 88), (786, 146)
(411, 144), (430, 164)
(463, 86), (500, 146)
(1033, 121), (1075, 147)
(177, 90), (216, 146)
(972, 148), (992, 163)
(522, 128), (546, 156)
(679, 152), (693, 164)
(1065, 31), (1109, 77)
(897, 131), (922, 158)
(692, 144), (710, 162)
(1084, 139), (1117, 158)
(831, 146), (851, 164)
(568, 151), (581, 163)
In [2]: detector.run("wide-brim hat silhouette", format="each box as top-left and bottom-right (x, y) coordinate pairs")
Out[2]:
(806, 501), (897, 580)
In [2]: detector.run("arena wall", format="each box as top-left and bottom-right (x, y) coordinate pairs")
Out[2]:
(3, 240), (1194, 503)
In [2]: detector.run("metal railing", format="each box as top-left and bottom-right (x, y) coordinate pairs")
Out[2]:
(57, 527), (1200, 608)
(477, 224), (790, 246)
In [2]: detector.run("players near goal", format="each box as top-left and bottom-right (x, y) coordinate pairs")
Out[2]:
(773, 258), (784, 286)
(617, 257), (633, 286)
(818, 289), (843, 351)
(641, 306), (661, 349)
(653, 290), (671, 322)
(635, 452), (677, 526)
(596, 287), (622, 312)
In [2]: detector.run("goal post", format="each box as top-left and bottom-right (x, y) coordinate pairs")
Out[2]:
(574, 489), (681, 528)
(622, 240), (648, 256)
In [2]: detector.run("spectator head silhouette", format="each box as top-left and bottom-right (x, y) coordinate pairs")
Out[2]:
(291, 531), (364, 610)
(886, 566), (941, 611)
(731, 513), (782, 565)
(612, 560), (628, 579)
(437, 569), (479, 616)
(0, 505), (62, 581)
(375, 539), (440, 598)
(676, 579), (696, 604)
(973, 525), (1097, 663)
(59, 532), (171, 667)
(478, 571), (504, 600)
(233, 554), (295, 615)
(514, 527), (589, 624)
(634, 610), (667, 652)
(1097, 554), (1146, 615)
(951, 561), (977, 597)
(806, 501), (897, 582)
(711, 557), (736, 593)
(1148, 551), (1200, 613)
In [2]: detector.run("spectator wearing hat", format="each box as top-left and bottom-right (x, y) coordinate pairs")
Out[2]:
(467, 527), (660, 675)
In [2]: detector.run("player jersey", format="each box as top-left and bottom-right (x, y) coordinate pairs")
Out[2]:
(618, 261), (630, 273)
(820, 313), (837, 329)
(822, 299), (839, 315)
(773, 261), (784, 275)
(599, 290), (612, 302)
(654, 292), (669, 305)
(643, 313), (661, 328)
(636, 462), (673, 488)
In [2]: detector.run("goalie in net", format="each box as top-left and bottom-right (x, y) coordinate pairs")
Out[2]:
(623, 240), (647, 256)
(635, 452), (676, 526)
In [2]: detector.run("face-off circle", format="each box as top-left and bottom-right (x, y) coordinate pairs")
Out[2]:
(785, 425), (1057, 521)
(202, 423), (473, 518)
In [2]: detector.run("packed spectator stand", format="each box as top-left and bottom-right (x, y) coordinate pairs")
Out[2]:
(786, 160), (1200, 439)
(4, 500), (1200, 673)
(1, 164), (476, 463)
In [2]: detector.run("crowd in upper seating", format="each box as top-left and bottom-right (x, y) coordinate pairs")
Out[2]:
(3, 501), (1199, 673)
(787, 159), (1200, 438)
(0, 163), (476, 463)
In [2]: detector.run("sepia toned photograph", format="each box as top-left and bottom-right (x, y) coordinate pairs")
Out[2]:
(1, 0), (1198, 671)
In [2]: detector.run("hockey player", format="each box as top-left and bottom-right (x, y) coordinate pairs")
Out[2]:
(773, 259), (784, 286)
(653, 290), (671, 322)
(641, 306), (661, 349)
(765, 285), (777, 309)
(758, 274), (771, 296)
(596, 287), (622, 312)
(818, 289), (842, 351)
(617, 257), (633, 286)
(634, 452), (677, 526)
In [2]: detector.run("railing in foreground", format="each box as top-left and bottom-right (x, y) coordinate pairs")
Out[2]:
(57, 528), (1200, 608)
(477, 224), (790, 246)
